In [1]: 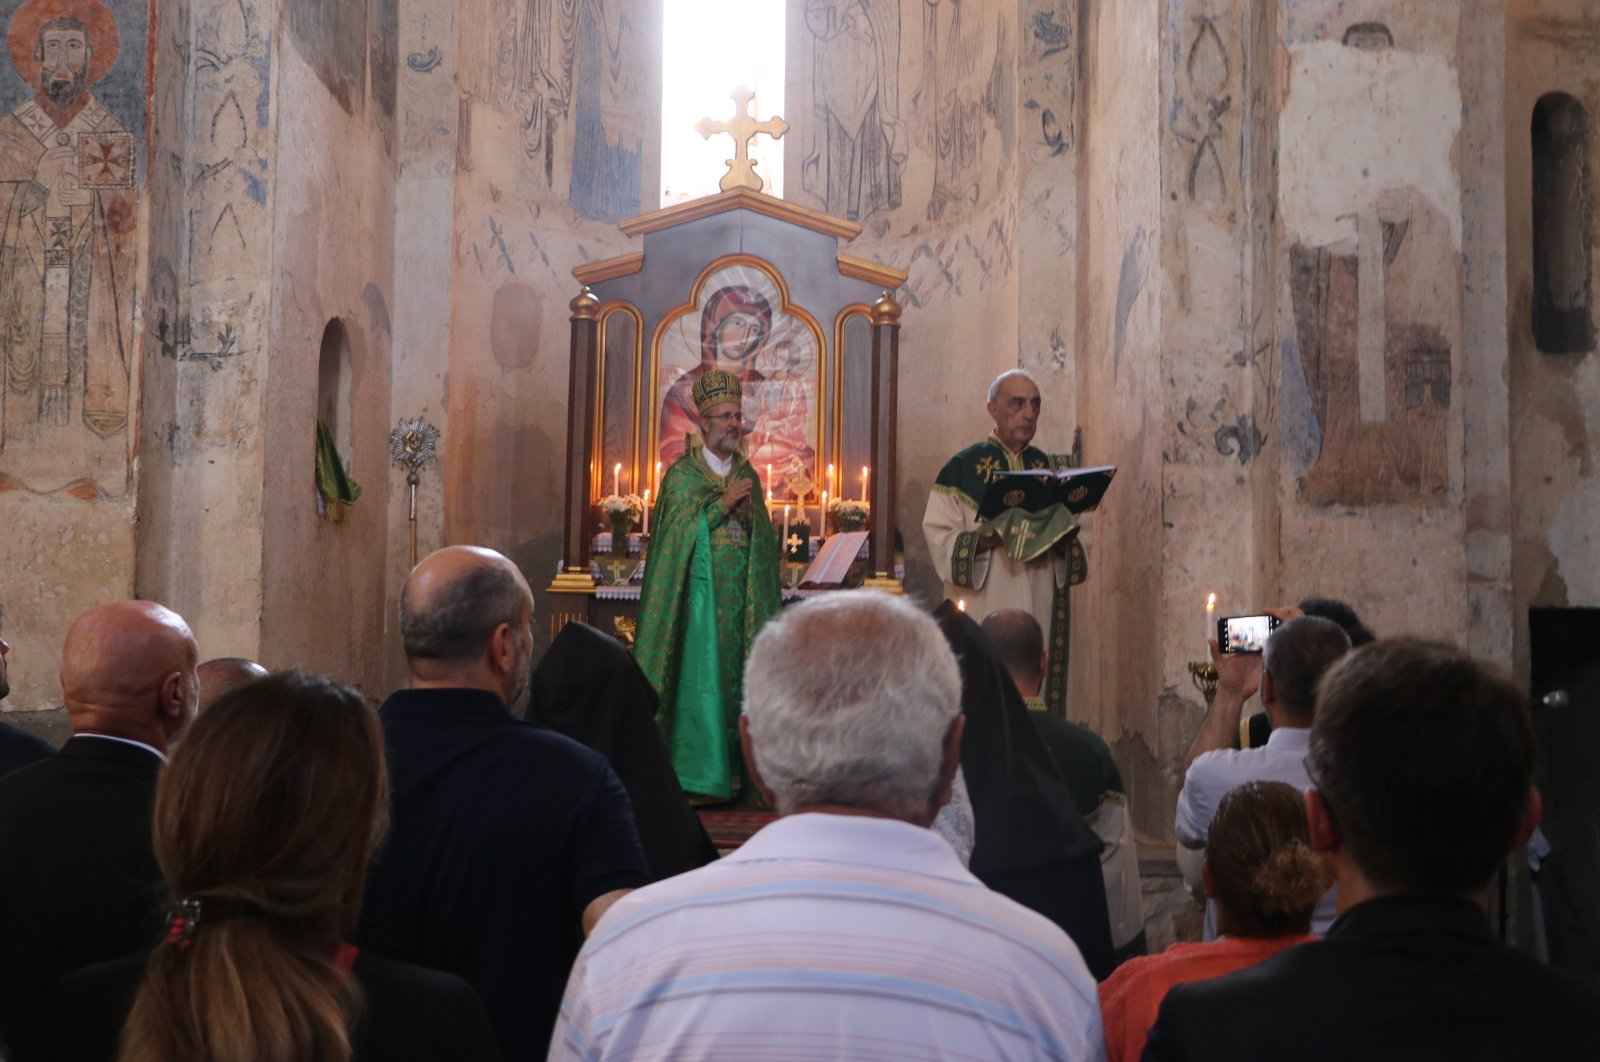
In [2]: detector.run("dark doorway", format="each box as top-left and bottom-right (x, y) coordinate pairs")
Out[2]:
(1529, 606), (1600, 979)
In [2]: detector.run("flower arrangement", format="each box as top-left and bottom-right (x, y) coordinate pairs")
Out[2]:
(828, 498), (870, 533)
(600, 493), (644, 520)
(600, 494), (644, 556)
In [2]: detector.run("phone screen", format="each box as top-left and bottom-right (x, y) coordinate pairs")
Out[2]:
(1218, 614), (1281, 654)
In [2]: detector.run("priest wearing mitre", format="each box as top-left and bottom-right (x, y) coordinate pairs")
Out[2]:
(637, 369), (782, 803)
(923, 370), (1088, 709)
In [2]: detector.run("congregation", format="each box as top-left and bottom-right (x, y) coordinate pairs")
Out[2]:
(0, 548), (1598, 1060)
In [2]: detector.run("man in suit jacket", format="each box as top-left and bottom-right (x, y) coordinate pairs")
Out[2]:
(0, 631), (54, 778)
(1145, 639), (1600, 1061)
(0, 601), (199, 1052)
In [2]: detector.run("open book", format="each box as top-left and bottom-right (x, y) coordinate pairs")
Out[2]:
(977, 465), (1117, 521)
(798, 531), (870, 587)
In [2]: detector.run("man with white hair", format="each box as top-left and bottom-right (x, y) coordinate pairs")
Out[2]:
(549, 592), (1105, 1061)
(923, 369), (1087, 708)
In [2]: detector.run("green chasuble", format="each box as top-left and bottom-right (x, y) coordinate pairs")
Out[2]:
(636, 446), (782, 800)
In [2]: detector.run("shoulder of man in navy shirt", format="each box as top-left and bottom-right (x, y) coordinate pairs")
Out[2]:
(357, 546), (650, 1062)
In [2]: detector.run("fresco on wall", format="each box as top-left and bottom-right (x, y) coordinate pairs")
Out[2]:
(654, 262), (819, 499)
(800, 0), (904, 223)
(287, 0), (365, 115)
(1287, 194), (1451, 505)
(0, 0), (143, 493)
(477, 0), (644, 222)
(918, 0), (1007, 222)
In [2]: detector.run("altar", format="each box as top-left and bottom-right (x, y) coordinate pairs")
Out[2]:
(546, 179), (909, 643)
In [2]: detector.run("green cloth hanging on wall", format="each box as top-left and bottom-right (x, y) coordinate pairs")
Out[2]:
(315, 419), (362, 522)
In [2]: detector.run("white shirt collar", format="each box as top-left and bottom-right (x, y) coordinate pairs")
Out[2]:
(702, 448), (734, 477)
(728, 812), (978, 885)
(74, 733), (168, 764)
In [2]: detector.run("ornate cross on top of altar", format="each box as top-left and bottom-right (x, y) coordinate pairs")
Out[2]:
(694, 87), (788, 193)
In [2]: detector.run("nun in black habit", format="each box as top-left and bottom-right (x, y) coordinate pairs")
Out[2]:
(933, 599), (1117, 980)
(527, 622), (719, 881)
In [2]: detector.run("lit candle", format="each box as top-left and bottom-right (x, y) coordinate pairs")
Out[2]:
(821, 490), (828, 533)
(655, 460), (662, 491)
(643, 489), (651, 535)
(827, 463), (834, 498)
(613, 462), (622, 497)
(782, 504), (790, 552)
(1206, 592), (1217, 643)
(861, 465), (869, 503)
(767, 464), (773, 503)
(958, 599), (967, 612)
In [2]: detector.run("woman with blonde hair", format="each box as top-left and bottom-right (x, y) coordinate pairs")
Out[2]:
(1099, 780), (1326, 1062)
(19, 672), (500, 1061)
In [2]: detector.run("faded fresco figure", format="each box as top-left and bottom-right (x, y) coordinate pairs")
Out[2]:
(800, 0), (903, 222)
(0, 0), (133, 490)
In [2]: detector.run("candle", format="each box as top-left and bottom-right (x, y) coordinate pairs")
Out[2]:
(1206, 592), (1217, 643)
(643, 489), (651, 535)
(782, 504), (790, 553)
(767, 464), (773, 503)
(861, 465), (869, 503)
(655, 460), (662, 492)
(821, 490), (828, 533)
(957, 599), (967, 612)
(613, 462), (622, 497)
(827, 463), (834, 498)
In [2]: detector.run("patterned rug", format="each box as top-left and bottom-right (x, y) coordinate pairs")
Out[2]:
(696, 808), (777, 852)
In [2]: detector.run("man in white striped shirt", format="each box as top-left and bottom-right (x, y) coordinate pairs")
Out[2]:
(549, 592), (1105, 1061)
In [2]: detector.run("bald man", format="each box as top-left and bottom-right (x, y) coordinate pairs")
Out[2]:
(197, 656), (269, 713)
(0, 601), (198, 1048)
(358, 546), (650, 1061)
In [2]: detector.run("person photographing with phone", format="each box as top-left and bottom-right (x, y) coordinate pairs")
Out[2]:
(1175, 615), (1352, 939)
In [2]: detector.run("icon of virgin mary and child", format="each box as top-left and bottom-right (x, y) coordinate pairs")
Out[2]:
(657, 283), (816, 498)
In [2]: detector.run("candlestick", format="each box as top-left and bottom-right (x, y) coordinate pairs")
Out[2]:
(643, 490), (651, 535)
(782, 504), (790, 552)
(821, 490), (828, 534)
(1206, 592), (1217, 643)
(861, 465), (869, 503)
(613, 462), (621, 498)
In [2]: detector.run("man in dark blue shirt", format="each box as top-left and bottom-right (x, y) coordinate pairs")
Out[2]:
(359, 545), (651, 1060)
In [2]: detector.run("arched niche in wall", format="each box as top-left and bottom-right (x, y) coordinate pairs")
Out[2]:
(318, 318), (356, 455)
(1532, 92), (1596, 355)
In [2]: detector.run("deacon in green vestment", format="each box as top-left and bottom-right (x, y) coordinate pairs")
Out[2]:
(922, 370), (1088, 711)
(636, 370), (781, 800)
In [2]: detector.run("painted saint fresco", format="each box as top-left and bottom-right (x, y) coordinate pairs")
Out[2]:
(655, 262), (819, 500)
(0, 0), (142, 492)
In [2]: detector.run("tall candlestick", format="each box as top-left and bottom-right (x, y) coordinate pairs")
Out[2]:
(613, 462), (621, 497)
(1206, 592), (1217, 643)
(643, 489), (651, 535)
(861, 465), (869, 503)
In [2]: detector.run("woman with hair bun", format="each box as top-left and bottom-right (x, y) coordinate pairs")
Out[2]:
(18, 672), (501, 1061)
(1099, 780), (1326, 1062)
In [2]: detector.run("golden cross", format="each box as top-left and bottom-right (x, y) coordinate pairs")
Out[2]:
(604, 559), (636, 585)
(695, 87), (788, 193)
(785, 533), (804, 553)
(1008, 520), (1037, 561)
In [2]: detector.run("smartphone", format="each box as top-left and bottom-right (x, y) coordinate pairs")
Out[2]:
(1218, 614), (1281, 654)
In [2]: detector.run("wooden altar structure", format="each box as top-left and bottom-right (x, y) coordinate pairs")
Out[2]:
(547, 188), (909, 637)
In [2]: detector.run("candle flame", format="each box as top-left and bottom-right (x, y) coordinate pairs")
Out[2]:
(957, 599), (967, 612)
(1206, 592), (1216, 608)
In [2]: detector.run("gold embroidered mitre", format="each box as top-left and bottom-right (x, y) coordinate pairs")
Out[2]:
(692, 369), (742, 415)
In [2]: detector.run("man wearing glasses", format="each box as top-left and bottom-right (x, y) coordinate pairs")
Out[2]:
(637, 370), (781, 803)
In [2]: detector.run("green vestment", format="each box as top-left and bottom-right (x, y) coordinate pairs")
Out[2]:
(635, 446), (782, 800)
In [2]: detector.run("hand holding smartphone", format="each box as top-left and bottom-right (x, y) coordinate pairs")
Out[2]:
(1217, 613), (1282, 654)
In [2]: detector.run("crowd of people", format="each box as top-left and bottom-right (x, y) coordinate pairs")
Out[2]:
(1, 542), (1598, 1059)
